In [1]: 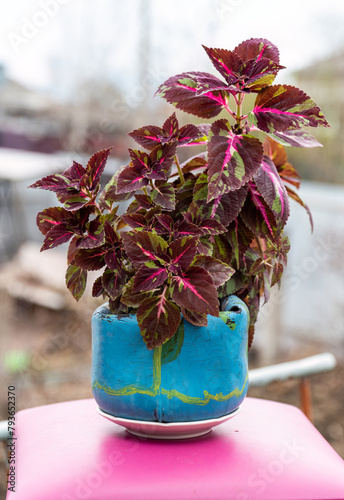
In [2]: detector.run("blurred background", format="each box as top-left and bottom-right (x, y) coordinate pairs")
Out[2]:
(1, 0), (344, 494)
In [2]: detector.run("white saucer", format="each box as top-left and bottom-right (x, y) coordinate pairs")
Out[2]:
(96, 406), (241, 439)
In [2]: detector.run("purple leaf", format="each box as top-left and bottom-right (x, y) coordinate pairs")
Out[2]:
(133, 264), (168, 292)
(102, 268), (126, 300)
(28, 173), (70, 193)
(202, 40), (284, 92)
(227, 218), (255, 267)
(191, 172), (247, 225)
(175, 217), (204, 238)
(121, 279), (155, 307)
(201, 45), (242, 83)
(266, 129), (323, 148)
(92, 276), (104, 298)
(171, 266), (219, 316)
(218, 186), (249, 225)
(137, 293), (181, 350)
(65, 265), (87, 301)
(170, 236), (198, 271)
(181, 308), (208, 327)
(249, 85), (330, 133)
(212, 234), (233, 266)
(234, 38), (281, 65)
(36, 207), (70, 236)
(156, 71), (227, 119)
(122, 213), (149, 230)
(253, 156), (290, 232)
(41, 224), (74, 251)
(183, 212), (226, 236)
(84, 148), (112, 191)
(75, 218), (105, 249)
(99, 166), (135, 208)
(71, 246), (108, 271)
(129, 124), (165, 150)
(178, 123), (206, 146)
(116, 164), (148, 194)
(151, 181), (176, 210)
(154, 214), (174, 234)
(122, 231), (168, 268)
(129, 113), (203, 150)
(194, 256), (235, 287)
(180, 154), (208, 176)
(241, 185), (277, 239)
(207, 119), (263, 201)
(58, 193), (90, 211)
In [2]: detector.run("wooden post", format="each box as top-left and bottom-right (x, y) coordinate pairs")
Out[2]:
(300, 377), (313, 422)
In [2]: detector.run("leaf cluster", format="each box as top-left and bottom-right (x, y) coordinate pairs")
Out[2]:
(30, 38), (329, 349)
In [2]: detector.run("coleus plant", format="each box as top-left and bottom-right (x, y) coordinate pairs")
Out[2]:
(30, 38), (329, 350)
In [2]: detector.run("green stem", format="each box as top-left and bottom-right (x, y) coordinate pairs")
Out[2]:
(236, 92), (244, 128)
(174, 154), (185, 185)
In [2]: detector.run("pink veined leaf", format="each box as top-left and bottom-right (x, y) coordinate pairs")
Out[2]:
(63, 161), (86, 183)
(178, 123), (206, 146)
(116, 164), (148, 194)
(129, 113), (203, 150)
(128, 125), (163, 150)
(36, 207), (70, 236)
(28, 173), (70, 193)
(154, 214), (174, 234)
(162, 112), (179, 138)
(182, 212), (226, 236)
(171, 266), (219, 316)
(122, 213), (149, 230)
(253, 156), (290, 232)
(242, 184), (277, 239)
(249, 85), (330, 133)
(176, 217), (204, 238)
(170, 236), (198, 271)
(74, 219), (105, 249)
(133, 264), (168, 292)
(122, 231), (168, 268)
(85, 148), (112, 191)
(207, 119), (263, 202)
(202, 40), (284, 92)
(226, 218), (254, 268)
(41, 224), (74, 251)
(234, 38), (281, 65)
(137, 293), (181, 350)
(71, 246), (108, 271)
(156, 71), (228, 119)
(239, 58), (285, 91)
(201, 46), (242, 83)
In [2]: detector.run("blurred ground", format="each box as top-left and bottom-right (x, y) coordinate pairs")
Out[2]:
(0, 290), (343, 499)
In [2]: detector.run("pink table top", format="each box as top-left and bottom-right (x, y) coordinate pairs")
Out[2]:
(6, 397), (344, 500)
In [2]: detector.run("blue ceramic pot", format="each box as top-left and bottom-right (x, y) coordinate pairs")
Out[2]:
(92, 295), (249, 422)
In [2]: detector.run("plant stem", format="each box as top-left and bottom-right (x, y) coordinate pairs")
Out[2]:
(174, 154), (185, 185)
(236, 92), (244, 128)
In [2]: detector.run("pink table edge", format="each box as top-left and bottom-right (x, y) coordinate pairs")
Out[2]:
(6, 397), (344, 500)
